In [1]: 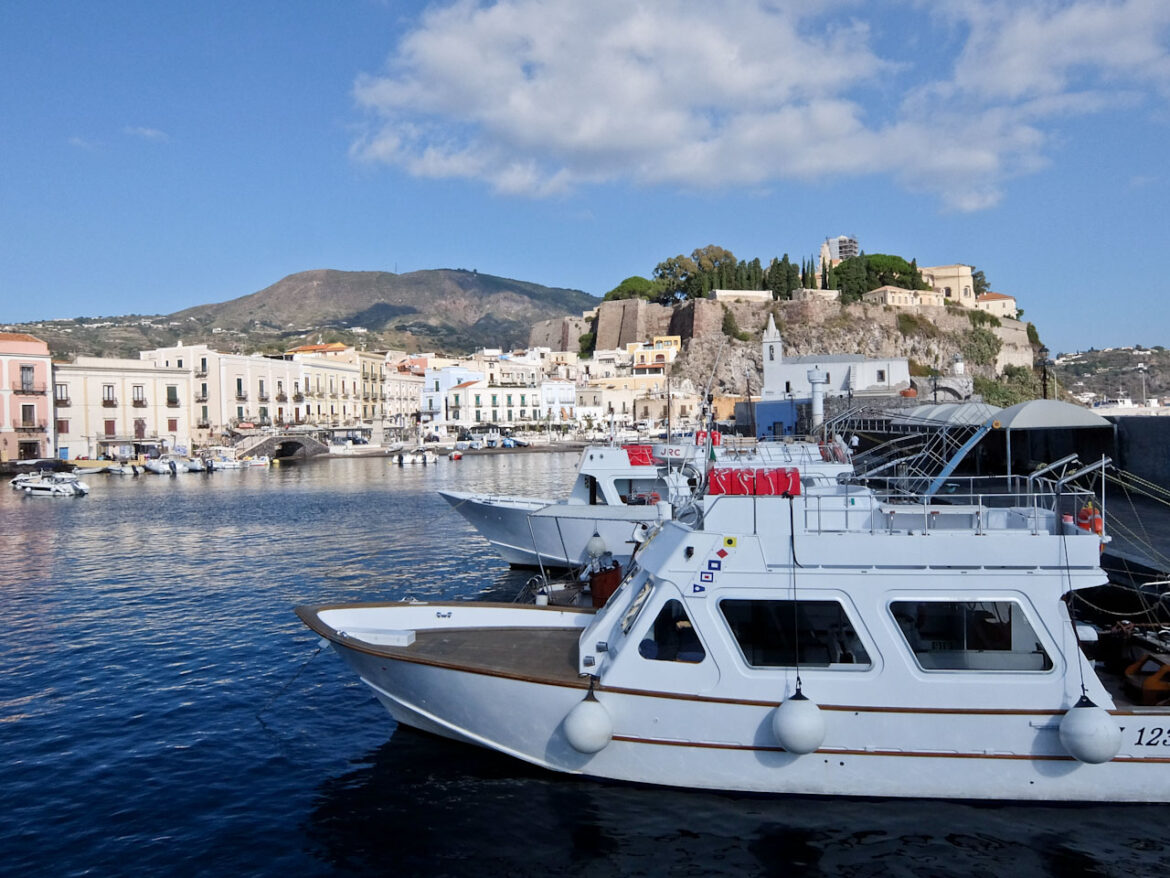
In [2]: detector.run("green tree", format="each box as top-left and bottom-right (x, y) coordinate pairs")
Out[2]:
(972, 269), (990, 297)
(603, 275), (656, 302)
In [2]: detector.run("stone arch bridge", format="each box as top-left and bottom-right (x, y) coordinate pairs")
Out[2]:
(235, 433), (329, 461)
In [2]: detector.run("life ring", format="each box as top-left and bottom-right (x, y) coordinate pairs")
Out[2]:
(1076, 503), (1103, 534)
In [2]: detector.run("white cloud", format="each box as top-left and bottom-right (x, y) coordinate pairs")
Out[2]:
(124, 126), (170, 142)
(352, 0), (1170, 210)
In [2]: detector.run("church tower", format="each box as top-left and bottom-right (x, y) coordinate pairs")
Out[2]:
(762, 313), (783, 399)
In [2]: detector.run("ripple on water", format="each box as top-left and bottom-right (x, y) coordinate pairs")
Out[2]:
(3, 453), (1167, 876)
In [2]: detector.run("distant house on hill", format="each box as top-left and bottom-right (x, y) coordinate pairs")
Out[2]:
(791, 287), (840, 303)
(862, 285), (944, 308)
(974, 292), (1018, 319)
(709, 288), (772, 304)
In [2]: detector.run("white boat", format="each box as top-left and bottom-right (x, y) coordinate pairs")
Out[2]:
(440, 438), (853, 569)
(143, 457), (181, 475)
(107, 463), (142, 476)
(11, 471), (90, 496)
(398, 448), (438, 466)
(299, 455), (1170, 802)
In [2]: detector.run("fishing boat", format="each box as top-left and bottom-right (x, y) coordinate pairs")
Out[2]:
(11, 471), (90, 496)
(440, 436), (853, 569)
(299, 453), (1170, 802)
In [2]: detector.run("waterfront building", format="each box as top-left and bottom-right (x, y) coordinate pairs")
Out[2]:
(0, 332), (53, 461)
(421, 365), (484, 433)
(53, 357), (192, 459)
(384, 355), (424, 435)
(141, 345), (303, 441)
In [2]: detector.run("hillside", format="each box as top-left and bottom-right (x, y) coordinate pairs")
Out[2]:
(1052, 346), (1170, 403)
(6, 269), (599, 360)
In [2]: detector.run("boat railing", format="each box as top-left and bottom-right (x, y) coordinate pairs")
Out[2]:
(704, 477), (1101, 538)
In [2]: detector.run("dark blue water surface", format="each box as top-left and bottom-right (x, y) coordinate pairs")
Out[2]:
(2, 453), (1167, 877)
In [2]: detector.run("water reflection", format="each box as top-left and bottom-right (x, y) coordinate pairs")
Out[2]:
(306, 729), (1167, 877)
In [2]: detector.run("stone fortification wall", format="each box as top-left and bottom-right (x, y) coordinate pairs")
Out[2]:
(593, 299), (673, 351)
(992, 319), (1033, 372)
(529, 315), (591, 351)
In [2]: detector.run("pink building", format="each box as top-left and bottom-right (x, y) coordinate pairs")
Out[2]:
(0, 332), (53, 461)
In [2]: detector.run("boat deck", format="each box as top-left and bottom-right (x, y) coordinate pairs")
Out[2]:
(349, 626), (585, 686)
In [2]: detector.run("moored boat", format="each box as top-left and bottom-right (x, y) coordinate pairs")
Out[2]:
(11, 471), (90, 496)
(440, 437), (852, 569)
(299, 456), (1170, 802)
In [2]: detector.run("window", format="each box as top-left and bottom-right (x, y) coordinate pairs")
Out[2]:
(876, 369), (886, 382)
(168, 418), (178, 432)
(56, 419), (69, 435)
(165, 385), (178, 406)
(20, 365), (34, 391)
(103, 420), (116, 437)
(474, 394), (481, 406)
(177, 358), (183, 369)
(769, 345), (775, 361)
(55, 383), (69, 402)
(102, 384), (116, 402)
(21, 404), (35, 426)
(491, 394), (498, 406)
(890, 601), (1052, 672)
(638, 600), (705, 663)
(475, 410), (482, 422)
(720, 599), (871, 668)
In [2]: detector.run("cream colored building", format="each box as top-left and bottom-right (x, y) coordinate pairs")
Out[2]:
(974, 292), (1019, 319)
(384, 355), (424, 433)
(792, 287), (840, 303)
(919, 264), (976, 305)
(862, 285), (945, 308)
(54, 357), (192, 458)
(709, 289), (772, 304)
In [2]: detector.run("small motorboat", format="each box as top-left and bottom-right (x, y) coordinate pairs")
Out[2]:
(11, 471), (90, 496)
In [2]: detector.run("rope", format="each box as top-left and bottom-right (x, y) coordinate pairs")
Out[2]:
(256, 643), (323, 733)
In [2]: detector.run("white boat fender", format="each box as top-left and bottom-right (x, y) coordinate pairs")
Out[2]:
(563, 681), (612, 754)
(1059, 695), (1121, 764)
(771, 687), (826, 755)
(585, 532), (607, 560)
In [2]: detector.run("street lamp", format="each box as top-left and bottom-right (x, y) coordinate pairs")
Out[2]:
(1038, 345), (1051, 399)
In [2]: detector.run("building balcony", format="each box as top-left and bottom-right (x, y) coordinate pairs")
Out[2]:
(235, 393), (248, 401)
(16, 421), (47, 433)
(257, 393), (270, 402)
(292, 393), (305, 402)
(166, 400), (180, 408)
(13, 383), (47, 395)
(196, 419), (211, 428)
(132, 399), (148, 408)
(275, 393), (288, 402)
(194, 394), (208, 403)
(102, 398), (118, 408)
(55, 397), (71, 408)
(195, 369), (208, 378)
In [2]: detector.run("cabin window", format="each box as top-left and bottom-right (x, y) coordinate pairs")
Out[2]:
(720, 599), (871, 668)
(890, 600), (1052, 672)
(638, 600), (705, 663)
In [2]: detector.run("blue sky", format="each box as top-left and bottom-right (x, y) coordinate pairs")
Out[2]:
(2, 1), (1169, 355)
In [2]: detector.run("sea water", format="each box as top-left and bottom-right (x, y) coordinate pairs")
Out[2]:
(1, 453), (1166, 876)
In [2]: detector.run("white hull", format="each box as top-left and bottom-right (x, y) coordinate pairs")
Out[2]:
(305, 602), (1170, 802)
(440, 490), (664, 567)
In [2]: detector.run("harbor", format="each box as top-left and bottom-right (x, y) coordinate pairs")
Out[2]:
(3, 449), (1169, 874)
